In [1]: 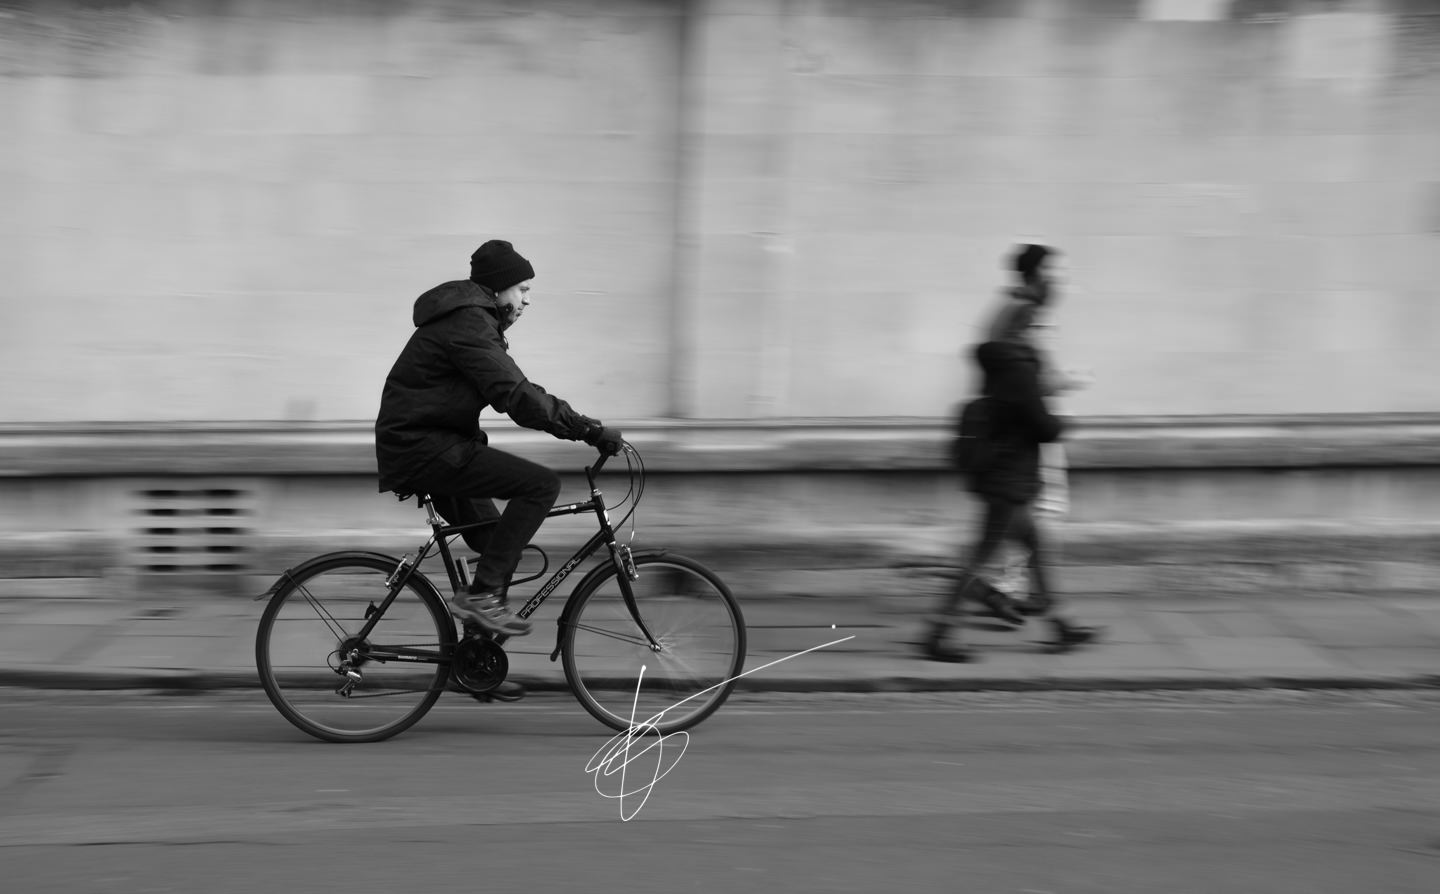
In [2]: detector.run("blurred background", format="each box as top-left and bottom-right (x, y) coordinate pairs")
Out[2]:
(1, 0), (1438, 598)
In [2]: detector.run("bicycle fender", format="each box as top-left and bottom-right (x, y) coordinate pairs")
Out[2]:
(547, 548), (672, 660)
(251, 550), (406, 601)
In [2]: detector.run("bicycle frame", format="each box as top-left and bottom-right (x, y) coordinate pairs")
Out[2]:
(343, 452), (659, 663)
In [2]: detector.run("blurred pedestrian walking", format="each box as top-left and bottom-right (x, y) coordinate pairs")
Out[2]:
(995, 245), (1094, 615)
(923, 246), (1100, 663)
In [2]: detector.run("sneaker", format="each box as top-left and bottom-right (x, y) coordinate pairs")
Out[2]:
(448, 591), (531, 636)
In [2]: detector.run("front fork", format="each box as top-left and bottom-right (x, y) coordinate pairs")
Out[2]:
(547, 543), (661, 662)
(594, 487), (656, 649)
(609, 541), (660, 651)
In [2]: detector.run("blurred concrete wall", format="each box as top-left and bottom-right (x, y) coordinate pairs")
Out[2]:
(2, 0), (1437, 424)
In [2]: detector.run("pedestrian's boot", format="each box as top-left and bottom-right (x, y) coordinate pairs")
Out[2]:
(1043, 618), (1101, 654)
(919, 621), (975, 664)
(958, 571), (1025, 626)
(1016, 597), (1051, 618)
(974, 586), (1026, 627)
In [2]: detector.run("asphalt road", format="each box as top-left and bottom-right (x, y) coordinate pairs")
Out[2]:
(2, 687), (1438, 893)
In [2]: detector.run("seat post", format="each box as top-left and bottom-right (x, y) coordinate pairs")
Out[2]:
(419, 494), (444, 528)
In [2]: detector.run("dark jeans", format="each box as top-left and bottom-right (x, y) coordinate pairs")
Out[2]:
(935, 494), (1053, 625)
(405, 440), (562, 595)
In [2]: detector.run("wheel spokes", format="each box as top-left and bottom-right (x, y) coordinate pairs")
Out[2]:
(569, 620), (654, 649)
(258, 558), (452, 743)
(293, 580), (351, 641)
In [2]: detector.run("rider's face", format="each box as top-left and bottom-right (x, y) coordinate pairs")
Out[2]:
(495, 280), (532, 329)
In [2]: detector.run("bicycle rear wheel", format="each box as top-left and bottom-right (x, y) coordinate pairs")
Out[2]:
(562, 553), (745, 734)
(255, 553), (454, 743)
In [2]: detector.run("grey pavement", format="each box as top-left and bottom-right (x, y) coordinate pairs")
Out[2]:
(1, 585), (1438, 694)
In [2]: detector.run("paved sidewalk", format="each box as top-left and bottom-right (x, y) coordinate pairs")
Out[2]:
(0, 588), (1437, 693)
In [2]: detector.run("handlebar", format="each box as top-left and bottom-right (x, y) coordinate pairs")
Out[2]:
(589, 449), (611, 477)
(585, 443), (624, 484)
(583, 441), (642, 528)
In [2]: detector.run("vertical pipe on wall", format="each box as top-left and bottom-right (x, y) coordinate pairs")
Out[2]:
(666, 0), (801, 420)
(750, 0), (799, 419)
(666, 0), (705, 420)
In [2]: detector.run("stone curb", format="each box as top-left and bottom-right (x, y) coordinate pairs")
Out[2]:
(4, 667), (1437, 694)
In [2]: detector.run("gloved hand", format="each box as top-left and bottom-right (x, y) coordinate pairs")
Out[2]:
(584, 425), (624, 457)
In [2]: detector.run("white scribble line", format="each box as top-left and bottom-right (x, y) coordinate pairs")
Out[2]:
(661, 635), (856, 714)
(621, 662), (642, 817)
(585, 633), (856, 821)
(586, 662), (691, 821)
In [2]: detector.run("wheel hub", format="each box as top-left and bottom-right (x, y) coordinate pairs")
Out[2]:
(336, 635), (370, 668)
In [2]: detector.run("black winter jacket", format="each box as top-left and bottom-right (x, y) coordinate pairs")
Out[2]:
(374, 280), (599, 493)
(971, 339), (1066, 504)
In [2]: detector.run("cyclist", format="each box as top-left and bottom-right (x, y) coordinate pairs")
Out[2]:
(375, 239), (624, 640)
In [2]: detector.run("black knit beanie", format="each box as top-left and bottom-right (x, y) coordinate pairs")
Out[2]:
(469, 240), (535, 293)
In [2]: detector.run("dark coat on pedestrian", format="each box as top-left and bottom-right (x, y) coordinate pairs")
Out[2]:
(374, 280), (598, 493)
(971, 339), (1066, 504)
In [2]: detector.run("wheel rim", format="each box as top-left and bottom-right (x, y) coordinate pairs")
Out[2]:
(567, 560), (744, 732)
(259, 561), (450, 741)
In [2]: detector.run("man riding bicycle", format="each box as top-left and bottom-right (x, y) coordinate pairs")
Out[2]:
(374, 239), (624, 641)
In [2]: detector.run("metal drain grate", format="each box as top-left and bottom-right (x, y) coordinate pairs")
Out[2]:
(133, 485), (254, 574)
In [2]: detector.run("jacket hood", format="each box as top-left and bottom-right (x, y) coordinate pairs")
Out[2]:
(412, 280), (499, 327)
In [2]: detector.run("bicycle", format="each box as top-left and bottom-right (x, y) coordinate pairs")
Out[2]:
(254, 443), (747, 744)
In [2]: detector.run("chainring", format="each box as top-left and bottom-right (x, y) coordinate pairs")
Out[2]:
(451, 636), (509, 693)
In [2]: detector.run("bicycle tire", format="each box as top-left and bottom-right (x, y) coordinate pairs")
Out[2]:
(562, 553), (745, 735)
(255, 552), (455, 743)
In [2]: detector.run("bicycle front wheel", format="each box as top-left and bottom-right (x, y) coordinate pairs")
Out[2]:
(562, 553), (745, 734)
(255, 553), (454, 743)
